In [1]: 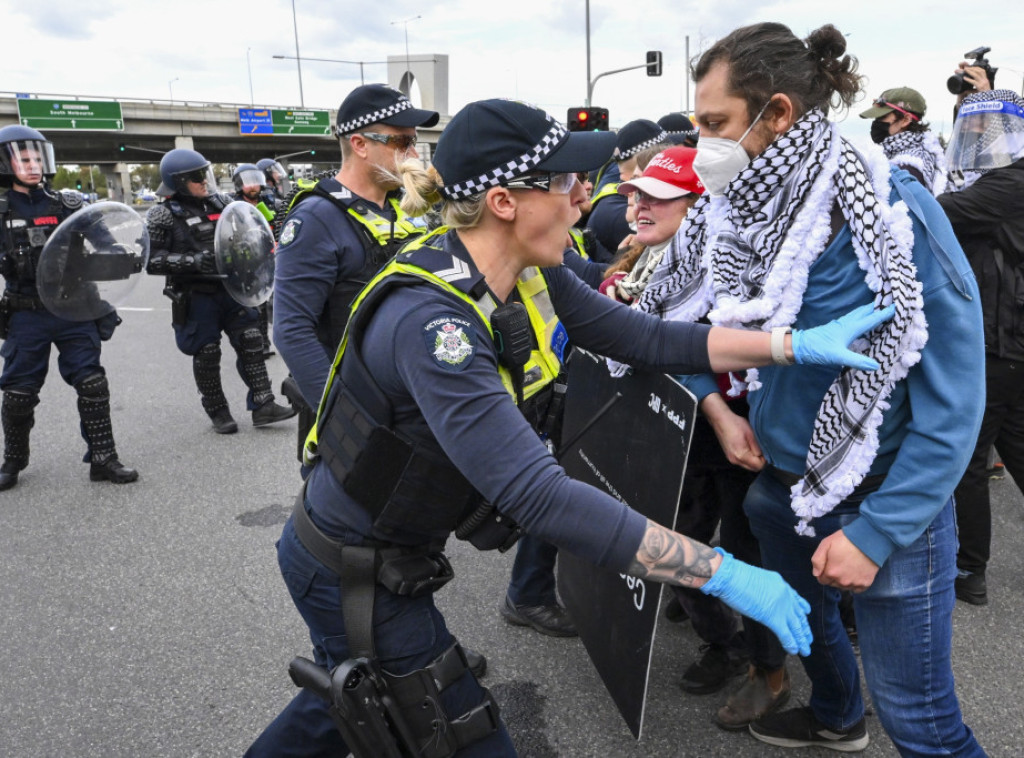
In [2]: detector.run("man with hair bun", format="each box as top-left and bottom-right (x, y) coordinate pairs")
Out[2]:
(633, 21), (986, 754)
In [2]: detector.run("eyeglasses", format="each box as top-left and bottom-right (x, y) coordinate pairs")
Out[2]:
(872, 98), (920, 122)
(634, 189), (689, 206)
(504, 172), (578, 194)
(358, 132), (418, 151)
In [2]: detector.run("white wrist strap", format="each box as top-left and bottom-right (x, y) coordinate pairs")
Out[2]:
(771, 327), (795, 366)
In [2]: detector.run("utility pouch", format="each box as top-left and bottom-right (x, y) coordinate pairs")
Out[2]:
(377, 551), (454, 597)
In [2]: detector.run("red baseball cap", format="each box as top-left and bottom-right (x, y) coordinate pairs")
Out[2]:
(618, 146), (704, 199)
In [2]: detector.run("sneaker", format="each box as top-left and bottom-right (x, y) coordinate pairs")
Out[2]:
(955, 570), (988, 606)
(210, 408), (238, 435)
(500, 594), (578, 637)
(715, 665), (790, 730)
(750, 706), (869, 752)
(987, 462), (1006, 480)
(679, 643), (749, 695)
(252, 400), (298, 427)
(90, 457), (139, 484)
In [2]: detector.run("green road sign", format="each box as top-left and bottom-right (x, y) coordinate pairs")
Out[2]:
(17, 100), (124, 131)
(238, 108), (332, 136)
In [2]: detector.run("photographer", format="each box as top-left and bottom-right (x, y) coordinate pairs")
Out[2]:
(938, 77), (1024, 606)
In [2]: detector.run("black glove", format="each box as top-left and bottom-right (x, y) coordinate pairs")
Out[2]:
(194, 251), (218, 275)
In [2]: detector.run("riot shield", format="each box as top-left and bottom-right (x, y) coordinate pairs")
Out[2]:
(557, 348), (696, 739)
(36, 201), (149, 321)
(214, 201), (275, 307)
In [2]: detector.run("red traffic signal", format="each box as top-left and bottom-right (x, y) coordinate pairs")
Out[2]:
(567, 107), (610, 132)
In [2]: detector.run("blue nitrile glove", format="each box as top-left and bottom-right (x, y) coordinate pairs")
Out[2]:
(791, 303), (895, 371)
(700, 548), (812, 656)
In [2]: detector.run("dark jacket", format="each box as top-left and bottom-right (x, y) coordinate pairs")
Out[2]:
(938, 158), (1024, 360)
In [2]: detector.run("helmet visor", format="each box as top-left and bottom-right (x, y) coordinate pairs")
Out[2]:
(264, 161), (291, 194)
(233, 168), (266, 192)
(2, 139), (57, 183)
(946, 99), (1024, 172)
(173, 164), (218, 198)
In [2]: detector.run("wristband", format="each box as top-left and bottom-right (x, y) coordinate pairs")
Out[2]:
(771, 326), (795, 366)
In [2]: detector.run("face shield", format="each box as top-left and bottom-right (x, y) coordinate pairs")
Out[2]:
(1, 139), (57, 184)
(172, 164), (218, 198)
(233, 167), (266, 193)
(264, 161), (291, 195)
(946, 98), (1024, 173)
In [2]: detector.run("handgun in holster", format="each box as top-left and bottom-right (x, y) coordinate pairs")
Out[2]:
(163, 284), (191, 326)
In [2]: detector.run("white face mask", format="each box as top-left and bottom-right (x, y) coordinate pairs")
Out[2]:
(692, 101), (772, 197)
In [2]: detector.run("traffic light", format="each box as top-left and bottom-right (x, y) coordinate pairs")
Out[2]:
(309, 149), (316, 156)
(118, 143), (126, 152)
(646, 50), (663, 77)
(567, 107), (610, 132)
(76, 180), (82, 190)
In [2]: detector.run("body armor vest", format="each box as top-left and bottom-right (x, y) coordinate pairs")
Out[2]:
(0, 190), (71, 286)
(285, 178), (427, 351)
(301, 229), (568, 541)
(165, 195), (228, 288)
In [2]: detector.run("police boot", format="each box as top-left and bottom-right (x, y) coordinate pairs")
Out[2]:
(76, 373), (139, 484)
(194, 343), (236, 433)
(1, 388), (39, 491)
(258, 302), (275, 358)
(236, 327), (297, 427)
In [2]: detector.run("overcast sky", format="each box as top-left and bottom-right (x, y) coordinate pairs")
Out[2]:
(4, 0), (1024, 145)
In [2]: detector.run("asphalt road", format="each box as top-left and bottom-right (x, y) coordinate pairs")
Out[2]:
(2, 271), (1021, 757)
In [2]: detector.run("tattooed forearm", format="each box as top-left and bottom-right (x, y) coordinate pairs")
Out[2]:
(625, 519), (720, 589)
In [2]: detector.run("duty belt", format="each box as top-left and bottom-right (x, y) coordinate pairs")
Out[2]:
(3, 291), (45, 311)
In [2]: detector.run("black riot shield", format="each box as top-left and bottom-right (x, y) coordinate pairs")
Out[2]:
(36, 201), (149, 321)
(556, 348), (696, 739)
(214, 201), (275, 307)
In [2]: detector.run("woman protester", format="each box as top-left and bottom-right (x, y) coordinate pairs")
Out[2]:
(245, 98), (893, 758)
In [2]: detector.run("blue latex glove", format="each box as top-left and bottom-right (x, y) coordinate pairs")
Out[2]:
(700, 548), (812, 656)
(791, 303), (896, 371)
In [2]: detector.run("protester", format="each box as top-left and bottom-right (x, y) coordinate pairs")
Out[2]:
(938, 80), (1024, 606)
(632, 22), (986, 754)
(859, 87), (947, 195)
(244, 96), (897, 756)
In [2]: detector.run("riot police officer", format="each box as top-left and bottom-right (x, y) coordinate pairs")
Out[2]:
(0, 125), (137, 490)
(256, 158), (291, 204)
(233, 162), (278, 357)
(145, 148), (295, 434)
(273, 83), (438, 455)
(245, 98), (892, 757)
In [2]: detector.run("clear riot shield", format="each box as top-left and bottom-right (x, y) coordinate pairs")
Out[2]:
(36, 201), (149, 321)
(214, 201), (275, 307)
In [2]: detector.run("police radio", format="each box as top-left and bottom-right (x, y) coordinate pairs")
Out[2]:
(490, 302), (532, 404)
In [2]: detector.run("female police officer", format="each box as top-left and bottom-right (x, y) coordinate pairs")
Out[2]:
(246, 99), (892, 757)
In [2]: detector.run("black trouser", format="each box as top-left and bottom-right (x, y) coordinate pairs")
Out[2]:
(954, 355), (1024, 574)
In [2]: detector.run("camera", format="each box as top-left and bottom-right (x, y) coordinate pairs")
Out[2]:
(947, 46), (998, 95)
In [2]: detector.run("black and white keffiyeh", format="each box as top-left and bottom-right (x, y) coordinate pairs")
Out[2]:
(880, 131), (948, 196)
(630, 109), (928, 535)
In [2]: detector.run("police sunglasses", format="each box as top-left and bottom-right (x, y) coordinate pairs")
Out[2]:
(358, 132), (418, 150)
(183, 170), (209, 183)
(503, 172), (578, 194)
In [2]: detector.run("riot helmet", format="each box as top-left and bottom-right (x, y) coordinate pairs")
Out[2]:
(256, 158), (291, 196)
(232, 163), (266, 198)
(158, 148), (217, 198)
(0, 124), (57, 188)
(946, 89), (1024, 174)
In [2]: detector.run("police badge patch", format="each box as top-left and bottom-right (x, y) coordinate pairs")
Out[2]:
(423, 314), (476, 371)
(279, 218), (302, 245)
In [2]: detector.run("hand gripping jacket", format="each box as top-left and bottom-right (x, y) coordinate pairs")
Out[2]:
(303, 228), (566, 544)
(282, 178), (429, 351)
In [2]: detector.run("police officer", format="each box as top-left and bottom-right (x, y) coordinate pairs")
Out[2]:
(273, 83), (437, 454)
(0, 125), (137, 490)
(145, 148), (295, 434)
(233, 162), (278, 356)
(586, 119), (671, 259)
(245, 98), (894, 757)
(859, 87), (948, 196)
(256, 158), (291, 204)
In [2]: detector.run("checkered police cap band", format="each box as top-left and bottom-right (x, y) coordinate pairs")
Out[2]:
(336, 98), (414, 136)
(440, 119), (569, 200)
(616, 130), (670, 160)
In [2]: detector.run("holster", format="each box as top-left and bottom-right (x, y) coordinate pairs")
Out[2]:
(163, 284), (190, 326)
(454, 502), (523, 552)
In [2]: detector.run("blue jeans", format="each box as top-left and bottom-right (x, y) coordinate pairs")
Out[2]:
(245, 516), (516, 758)
(744, 471), (986, 757)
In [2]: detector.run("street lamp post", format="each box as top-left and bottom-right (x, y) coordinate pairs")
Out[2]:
(390, 14), (421, 95)
(168, 77), (179, 104)
(290, 0), (305, 107)
(247, 47), (255, 106)
(273, 55), (387, 87)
